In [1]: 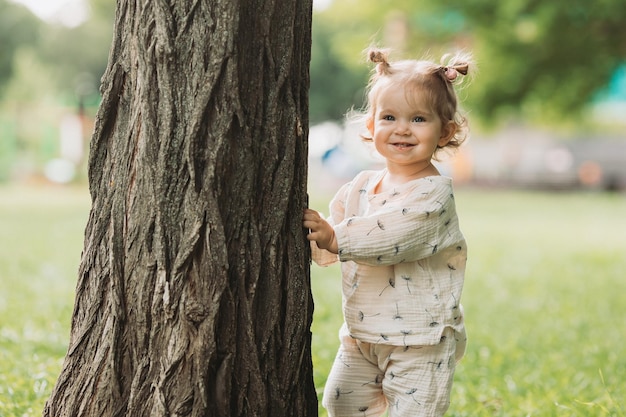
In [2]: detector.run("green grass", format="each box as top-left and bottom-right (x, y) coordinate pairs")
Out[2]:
(0, 185), (90, 417)
(2, 185), (626, 416)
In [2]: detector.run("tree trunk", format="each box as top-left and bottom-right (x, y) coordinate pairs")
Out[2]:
(43, 0), (316, 416)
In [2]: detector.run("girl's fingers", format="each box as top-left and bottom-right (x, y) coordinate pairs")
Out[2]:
(303, 209), (320, 221)
(303, 211), (322, 230)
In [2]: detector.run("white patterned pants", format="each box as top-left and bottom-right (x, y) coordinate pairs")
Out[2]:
(322, 327), (465, 417)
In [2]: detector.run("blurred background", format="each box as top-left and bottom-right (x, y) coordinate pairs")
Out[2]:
(1, 1), (626, 416)
(0, 0), (624, 189)
(308, 0), (626, 193)
(1, 0), (112, 185)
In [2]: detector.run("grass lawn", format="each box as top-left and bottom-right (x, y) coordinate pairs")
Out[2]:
(1, 184), (625, 416)
(0, 185), (90, 417)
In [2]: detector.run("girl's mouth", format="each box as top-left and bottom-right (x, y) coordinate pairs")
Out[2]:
(392, 143), (414, 149)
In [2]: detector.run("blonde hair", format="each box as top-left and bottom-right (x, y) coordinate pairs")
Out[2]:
(358, 47), (474, 158)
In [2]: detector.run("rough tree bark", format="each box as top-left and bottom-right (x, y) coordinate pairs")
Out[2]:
(43, 0), (316, 416)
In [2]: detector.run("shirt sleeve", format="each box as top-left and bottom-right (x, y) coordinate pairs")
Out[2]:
(334, 181), (461, 266)
(310, 240), (339, 266)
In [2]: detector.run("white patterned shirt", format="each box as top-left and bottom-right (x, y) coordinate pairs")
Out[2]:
(312, 169), (467, 346)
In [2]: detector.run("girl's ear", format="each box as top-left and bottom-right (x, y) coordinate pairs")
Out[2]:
(438, 121), (456, 147)
(366, 117), (375, 136)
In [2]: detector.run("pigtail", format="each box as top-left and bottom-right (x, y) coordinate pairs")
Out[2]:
(368, 48), (392, 75)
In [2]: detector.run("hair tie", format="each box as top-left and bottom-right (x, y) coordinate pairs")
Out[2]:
(442, 63), (469, 82)
(444, 67), (459, 81)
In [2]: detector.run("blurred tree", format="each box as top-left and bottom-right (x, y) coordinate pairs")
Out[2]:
(312, 0), (626, 126)
(42, 0), (316, 416)
(309, 18), (368, 123)
(0, 0), (41, 97)
(446, 0), (626, 124)
(36, 0), (115, 111)
(88, 0), (116, 21)
(317, 0), (466, 62)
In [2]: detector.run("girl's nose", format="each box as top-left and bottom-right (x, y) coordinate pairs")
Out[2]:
(395, 120), (410, 135)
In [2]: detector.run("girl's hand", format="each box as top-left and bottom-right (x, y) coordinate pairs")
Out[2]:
(303, 209), (338, 254)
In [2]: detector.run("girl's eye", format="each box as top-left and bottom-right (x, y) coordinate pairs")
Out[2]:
(382, 115), (395, 121)
(412, 116), (425, 123)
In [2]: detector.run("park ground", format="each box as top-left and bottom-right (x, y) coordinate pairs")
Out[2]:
(1, 184), (625, 416)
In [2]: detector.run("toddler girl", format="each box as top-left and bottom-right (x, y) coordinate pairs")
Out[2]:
(303, 48), (473, 416)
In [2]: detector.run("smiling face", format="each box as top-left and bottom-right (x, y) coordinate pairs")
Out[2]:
(367, 83), (455, 178)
